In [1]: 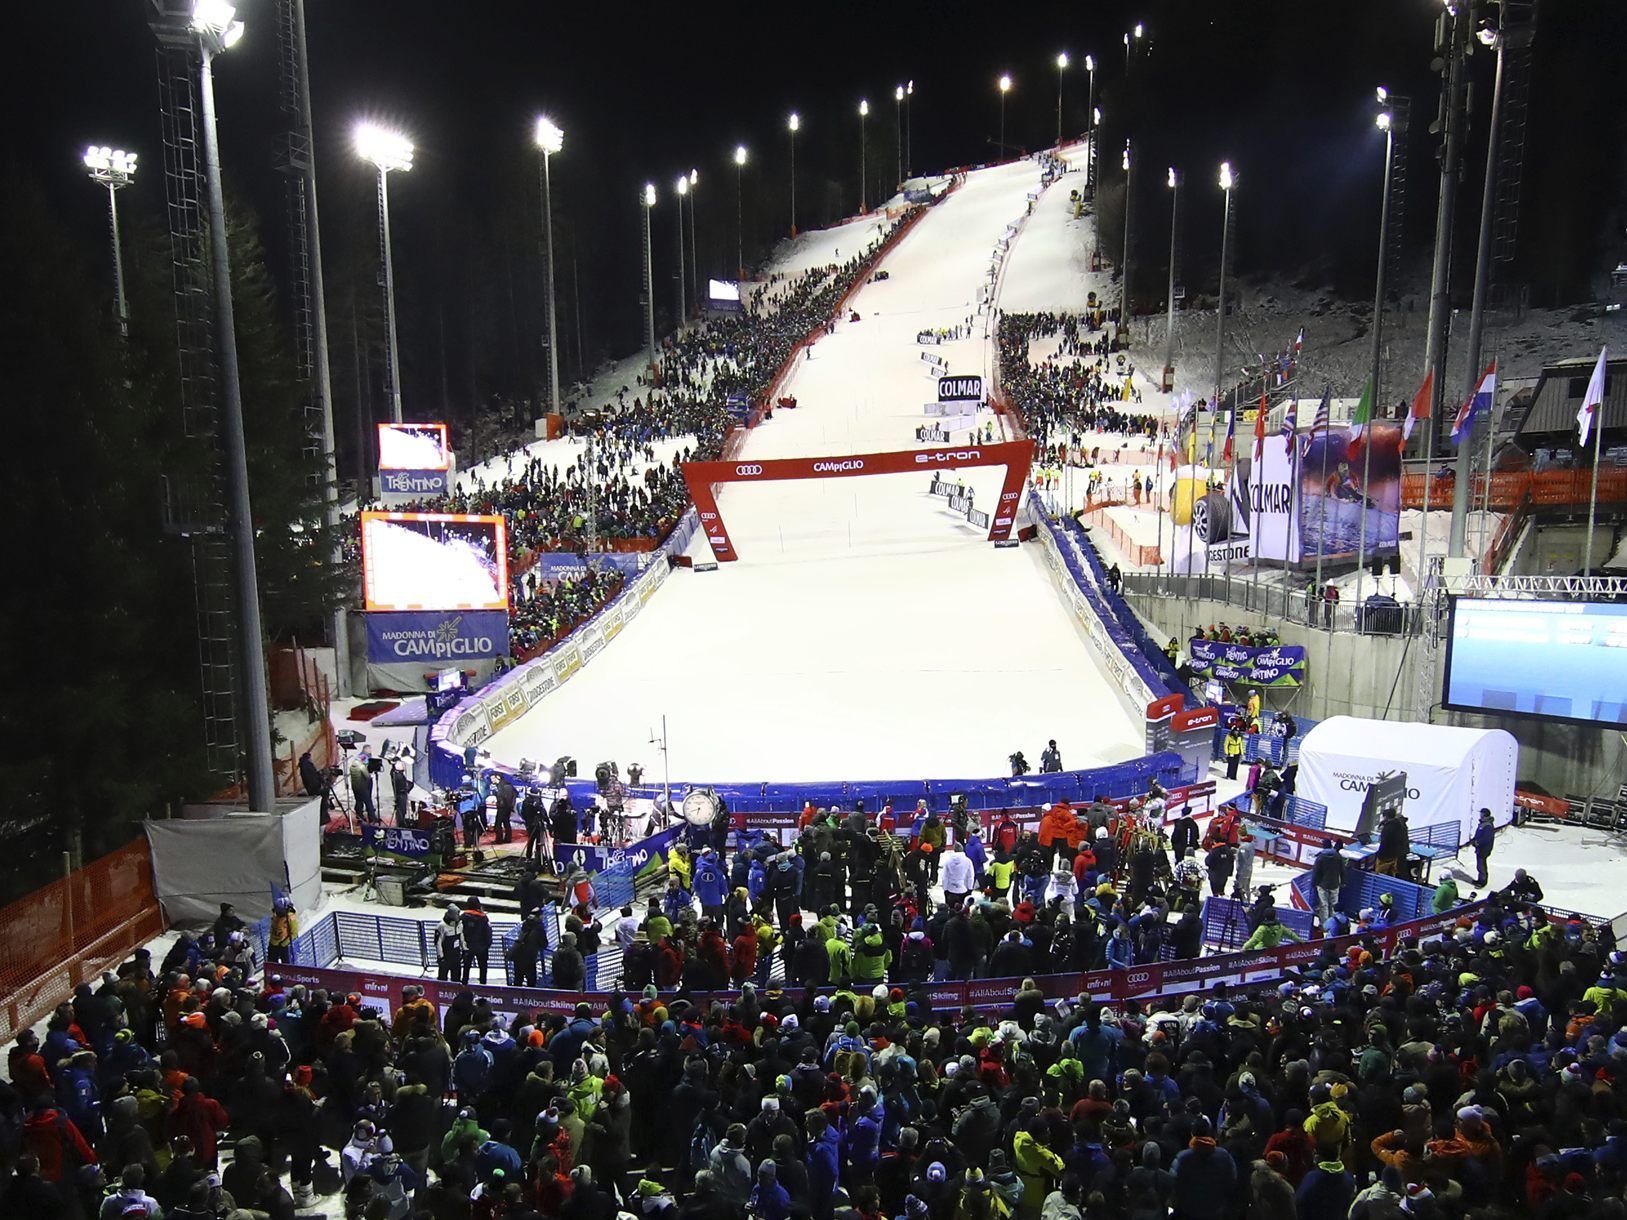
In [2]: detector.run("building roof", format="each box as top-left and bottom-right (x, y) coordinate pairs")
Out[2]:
(1515, 355), (1627, 442)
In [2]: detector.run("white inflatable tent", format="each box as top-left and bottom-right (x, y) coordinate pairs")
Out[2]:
(1295, 717), (1517, 847)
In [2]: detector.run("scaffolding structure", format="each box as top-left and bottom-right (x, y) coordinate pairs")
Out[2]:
(150, 2), (241, 784)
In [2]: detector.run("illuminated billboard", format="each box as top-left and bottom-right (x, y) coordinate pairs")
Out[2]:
(361, 511), (509, 612)
(378, 423), (452, 495)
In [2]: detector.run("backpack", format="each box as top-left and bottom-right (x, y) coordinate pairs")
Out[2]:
(687, 1116), (720, 1175)
(901, 937), (933, 978)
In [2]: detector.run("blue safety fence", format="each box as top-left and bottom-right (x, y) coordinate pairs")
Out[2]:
(524, 752), (1190, 819)
(1413, 821), (1461, 853)
(1245, 734), (1303, 767)
(314, 907), (598, 986)
(1289, 861), (1434, 925)
(244, 915), (324, 969)
(1201, 896), (1316, 954)
(1052, 509), (1187, 693)
(1225, 790), (1328, 831)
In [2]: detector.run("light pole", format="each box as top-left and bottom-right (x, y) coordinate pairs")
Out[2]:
(534, 116), (563, 416)
(787, 113), (799, 234)
(1358, 98), (1399, 608)
(733, 145), (747, 278)
(1084, 56), (1097, 187)
(355, 121), (414, 424)
(674, 174), (688, 332)
(1125, 21), (1144, 74)
(687, 169), (699, 316)
(998, 75), (1012, 157)
(1120, 139), (1134, 333)
(641, 183), (656, 366)
(857, 100), (868, 213)
(1055, 53), (1069, 146)
(1214, 161), (1235, 417)
(1164, 167), (1179, 392)
(83, 145), (137, 337)
(194, 0), (274, 813)
(894, 86), (904, 190)
(905, 81), (915, 178)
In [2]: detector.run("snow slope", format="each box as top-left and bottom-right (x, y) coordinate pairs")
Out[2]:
(482, 158), (1147, 783)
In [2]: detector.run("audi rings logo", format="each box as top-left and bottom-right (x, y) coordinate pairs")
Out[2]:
(701, 511), (718, 521)
(1126, 969), (1153, 986)
(735, 464), (764, 477)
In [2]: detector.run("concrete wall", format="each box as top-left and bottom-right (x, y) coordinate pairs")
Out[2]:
(1505, 521), (1617, 576)
(1123, 590), (1624, 801)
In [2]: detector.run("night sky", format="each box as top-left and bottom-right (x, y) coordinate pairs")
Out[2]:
(7, 1), (1623, 430)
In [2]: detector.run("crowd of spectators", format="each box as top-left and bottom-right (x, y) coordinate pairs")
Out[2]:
(508, 568), (626, 661)
(348, 215), (912, 657)
(7, 775), (1627, 1220)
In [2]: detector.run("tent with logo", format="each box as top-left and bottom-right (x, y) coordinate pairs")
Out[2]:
(1295, 716), (1517, 847)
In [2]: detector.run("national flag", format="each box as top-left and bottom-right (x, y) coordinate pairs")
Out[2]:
(1293, 327), (1304, 354)
(1350, 377), (1373, 439)
(1279, 398), (1298, 439)
(1450, 362), (1496, 445)
(1578, 346), (1609, 447)
(1402, 367), (1434, 442)
(1253, 392), (1268, 461)
(1311, 388), (1331, 435)
(1222, 399), (1237, 463)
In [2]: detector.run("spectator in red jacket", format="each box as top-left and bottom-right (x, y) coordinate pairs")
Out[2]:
(170, 1077), (228, 1170)
(21, 1103), (96, 1184)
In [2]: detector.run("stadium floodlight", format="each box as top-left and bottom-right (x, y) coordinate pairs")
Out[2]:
(1376, 110), (1393, 131)
(193, 0), (274, 811)
(640, 183), (656, 365)
(355, 121), (414, 173)
(905, 81), (915, 178)
(1134, 22), (1144, 38)
(84, 146), (137, 336)
(1164, 167), (1179, 388)
(788, 113), (800, 234)
(895, 84), (904, 101)
(998, 75), (1012, 158)
(1219, 160), (1235, 191)
(732, 148), (747, 277)
(1214, 159), (1237, 465)
(894, 87), (905, 188)
(534, 115), (563, 156)
(534, 117), (563, 413)
(356, 122), (413, 424)
(192, 0), (244, 50)
(674, 175), (689, 331)
(1375, 85), (1389, 104)
(857, 102), (868, 212)
(1055, 55), (1069, 144)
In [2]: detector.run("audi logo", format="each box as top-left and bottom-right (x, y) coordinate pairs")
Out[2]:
(735, 464), (764, 476)
(1126, 970), (1153, 986)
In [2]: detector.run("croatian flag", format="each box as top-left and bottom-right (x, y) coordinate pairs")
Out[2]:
(1450, 362), (1496, 445)
(1578, 346), (1609, 447)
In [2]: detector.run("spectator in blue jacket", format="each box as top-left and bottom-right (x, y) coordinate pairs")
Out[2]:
(1295, 1158), (1356, 1217)
(693, 850), (729, 923)
(1170, 1119), (1236, 1220)
(1105, 924), (1133, 971)
(805, 1111), (841, 1220)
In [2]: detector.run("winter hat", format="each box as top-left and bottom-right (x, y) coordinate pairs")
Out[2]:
(1265, 1151), (1288, 1173)
(904, 1197), (930, 1220)
(926, 1163), (947, 1183)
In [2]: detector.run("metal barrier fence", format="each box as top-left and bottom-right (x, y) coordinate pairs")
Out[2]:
(1119, 574), (1423, 638)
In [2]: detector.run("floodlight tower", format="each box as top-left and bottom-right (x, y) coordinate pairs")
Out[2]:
(83, 145), (138, 336)
(534, 116), (564, 414)
(355, 121), (414, 424)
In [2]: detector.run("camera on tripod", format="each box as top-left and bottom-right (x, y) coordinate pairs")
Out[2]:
(549, 755), (577, 787)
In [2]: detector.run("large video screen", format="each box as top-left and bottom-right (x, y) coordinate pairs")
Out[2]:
(361, 511), (508, 612)
(707, 278), (741, 303)
(377, 423), (451, 471)
(1444, 597), (1627, 726)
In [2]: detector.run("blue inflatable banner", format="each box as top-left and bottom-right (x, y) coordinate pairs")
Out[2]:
(527, 552), (646, 583)
(1189, 639), (1307, 687)
(366, 610), (509, 662)
(362, 823), (437, 860)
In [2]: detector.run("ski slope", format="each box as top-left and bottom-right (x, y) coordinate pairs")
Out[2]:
(483, 158), (1146, 783)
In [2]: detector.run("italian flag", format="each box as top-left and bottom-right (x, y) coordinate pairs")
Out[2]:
(1349, 377), (1373, 439)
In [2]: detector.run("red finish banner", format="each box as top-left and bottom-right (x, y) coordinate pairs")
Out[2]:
(682, 440), (1035, 561)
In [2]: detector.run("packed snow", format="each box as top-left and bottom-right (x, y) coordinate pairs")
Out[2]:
(482, 158), (1147, 783)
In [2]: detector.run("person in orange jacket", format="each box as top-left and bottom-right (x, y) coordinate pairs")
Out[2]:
(1037, 802), (1082, 868)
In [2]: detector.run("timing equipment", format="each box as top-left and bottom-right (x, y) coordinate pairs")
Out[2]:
(682, 787), (722, 827)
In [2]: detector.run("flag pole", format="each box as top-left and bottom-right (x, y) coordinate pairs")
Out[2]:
(1312, 393), (1330, 628)
(1415, 369), (1435, 608)
(1355, 379), (1374, 615)
(1480, 360), (1497, 564)
(1586, 391), (1604, 574)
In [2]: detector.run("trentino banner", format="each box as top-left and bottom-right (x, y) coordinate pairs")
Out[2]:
(366, 610), (509, 662)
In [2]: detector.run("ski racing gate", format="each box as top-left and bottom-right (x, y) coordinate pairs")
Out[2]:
(681, 440), (1035, 561)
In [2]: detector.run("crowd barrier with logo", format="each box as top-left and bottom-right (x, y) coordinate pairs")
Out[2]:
(262, 900), (1494, 1022)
